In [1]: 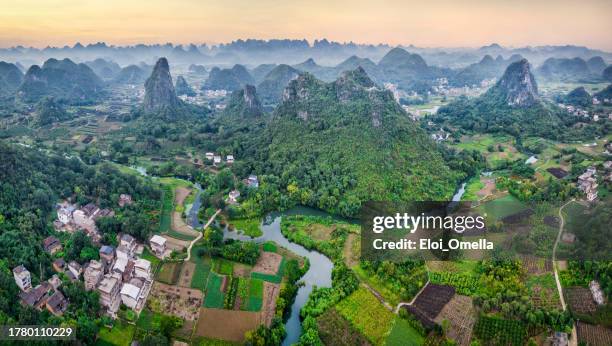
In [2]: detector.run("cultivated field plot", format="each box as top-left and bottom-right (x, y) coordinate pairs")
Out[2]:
(526, 273), (561, 310)
(429, 271), (480, 296)
(411, 284), (456, 320)
(565, 287), (598, 315)
(189, 250), (211, 290)
(260, 281), (280, 326)
(385, 317), (425, 346)
(335, 287), (396, 346)
(251, 252), (282, 275)
(204, 273), (226, 308)
(156, 261), (182, 285)
(148, 282), (203, 321)
(343, 233), (360, 267)
(433, 295), (476, 346)
(472, 316), (526, 346)
(576, 322), (612, 346)
(316, 308), (372, 346)
(178, 261), (196, 287)
(520, 255), (553, 275)
(194, 308), (261, 342)
(247, 278), (264, 311)
(476, 195), (527, 223)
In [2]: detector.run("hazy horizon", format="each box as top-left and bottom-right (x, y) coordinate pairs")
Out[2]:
(1, 0), (611, 51)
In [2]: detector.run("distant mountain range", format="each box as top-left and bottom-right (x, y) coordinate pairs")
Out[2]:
(203, 65), (255, 91)
(18, 58), (103, 104)
(113, 64), (152, 85)
(535, 57), (599, 82)
(1, 39), (610, 71)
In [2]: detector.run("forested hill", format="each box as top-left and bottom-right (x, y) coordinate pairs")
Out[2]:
(435, 59), (596, 140)
(232, 68), (463, 217)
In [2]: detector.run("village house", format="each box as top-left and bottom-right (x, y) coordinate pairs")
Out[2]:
(116, 244), (133, 261)
(97, 275), (121, 316)
(13, 265), (32, 292)
(121, 260), (135, 283)
(246, 175), (259, 188)
(73, 209), (96, 232)
(99, 245), (115, 267)
(149, 235), (167, 257)
(44, 291), (68, 316)
(48, 275), (62, 290)
(577, 167), (598, 201)
(52, 259), (66, 273)
(19, 282), (52, 309)
(119, 276), (153, 312)
(120, 234), (137, 255)
(81, 203), (98, 217)
(525, 156), (538, 165)
(118, 194), (133, 207)
(112, 257), (129, 276)
(57, 205), (75, 225)
(226, 155), (234, 164)
(213, 155), (222, 166)
(67, 261), (82, 279)
(227, 190), (240, 204)
(43, 236), (62, 255)
(205, 152), (214, 160)
(134, 259), (152, 279)
(96, 208), (115, 219)
(84, 260), (104, 291)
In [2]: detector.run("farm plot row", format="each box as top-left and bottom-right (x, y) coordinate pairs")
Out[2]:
(472, 315), (526, 346)
(429, 272), (480, 296)
(335, 287), (396, 346)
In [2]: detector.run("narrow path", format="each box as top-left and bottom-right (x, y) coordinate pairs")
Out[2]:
(361, 283), (394, 311)
(553, 199), (577, 346)
(395, 280), (431, 313)
(184, 209), (221, 262)
(360, 263), (431, 314)
(553, 199), (574, 311)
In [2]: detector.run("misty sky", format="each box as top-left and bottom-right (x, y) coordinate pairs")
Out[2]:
(1, 0), (611, 50)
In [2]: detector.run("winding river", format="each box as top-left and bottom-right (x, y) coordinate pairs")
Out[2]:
(223, 207), (335, 346)
(130, 165), (466, 344)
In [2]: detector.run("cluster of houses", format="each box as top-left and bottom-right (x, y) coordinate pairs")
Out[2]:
(205, 152), (234, 166)
(558, 102), (612, 122)
(430, 130), (450, 142)
(87, 234), (154, 317)
(431, 77), (495, 97)
(577, 166), (599, 202)
(55, 201), (116, 243)
(15, 233), (159, 319)
(13, 265), (68, 316)
(226, 175), (260, 204)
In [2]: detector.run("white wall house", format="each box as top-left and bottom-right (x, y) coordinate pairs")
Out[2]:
(13, 265), (32, 292)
